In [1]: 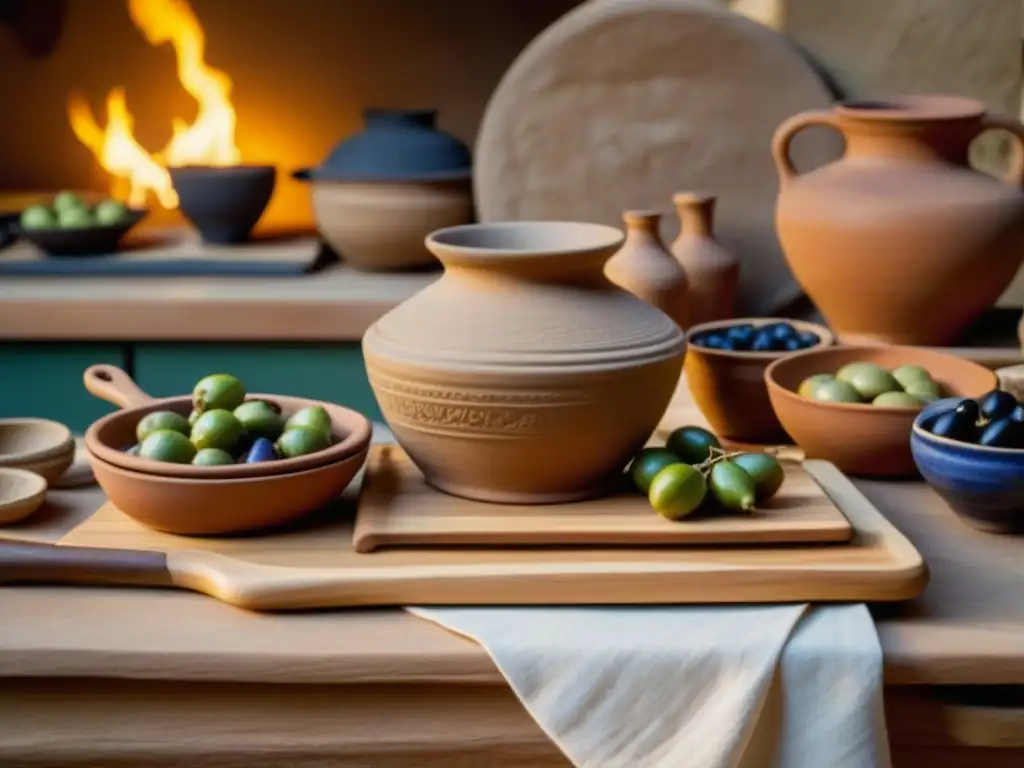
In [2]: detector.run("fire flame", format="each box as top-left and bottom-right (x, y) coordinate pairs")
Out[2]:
(67, 0), (241, 209)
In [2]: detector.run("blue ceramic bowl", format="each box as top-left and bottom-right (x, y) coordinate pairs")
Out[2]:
(911, 397), (1024, 534)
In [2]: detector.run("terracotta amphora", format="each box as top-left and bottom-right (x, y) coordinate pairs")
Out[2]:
(670, 193), (739, 327)
(362, 221), (686, 504)
(774, 96), (1024, 346)
(605, 210), (689, 329)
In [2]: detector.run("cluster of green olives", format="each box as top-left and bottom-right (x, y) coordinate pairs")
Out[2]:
(692, 321), (820, 353)
(20, 191), (131, 230)
(126, 374), (334, 468)
(922, 390), (1024, 448)
(627, 426), (785, 520)
(798, 362), (940, 410)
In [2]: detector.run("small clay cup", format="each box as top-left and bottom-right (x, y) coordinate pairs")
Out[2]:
(89, 449), (368, 536)
(169, 165), (276, 244)
(684, 318), (834, 442)
(0, 468), (47, 525)
(766, 346), (997, 477)
(83, 365), (372, 480)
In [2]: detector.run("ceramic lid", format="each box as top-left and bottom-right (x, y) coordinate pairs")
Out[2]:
(294, 109), (473, 183)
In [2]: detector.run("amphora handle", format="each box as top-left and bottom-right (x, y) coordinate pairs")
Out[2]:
(977, 114), (1024, 186)
(772, 110), (843, 185)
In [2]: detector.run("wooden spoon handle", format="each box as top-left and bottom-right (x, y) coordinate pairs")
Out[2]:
(0, 539), (174, 588)
(83, 364), (155, 409)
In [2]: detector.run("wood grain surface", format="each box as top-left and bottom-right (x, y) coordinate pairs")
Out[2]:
(53, 453), (925, 609)
(352, 446), (852, 552)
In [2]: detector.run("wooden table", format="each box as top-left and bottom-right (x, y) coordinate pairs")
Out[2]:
(1, 472), (1023, 766)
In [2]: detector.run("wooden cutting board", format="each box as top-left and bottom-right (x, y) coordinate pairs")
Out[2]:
(46, 457), (927, 610)
(473, 0), (841, 316)
(351, 446), (852, 552)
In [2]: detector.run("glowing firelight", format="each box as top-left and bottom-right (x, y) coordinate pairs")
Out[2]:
(67, 0), (241, 209)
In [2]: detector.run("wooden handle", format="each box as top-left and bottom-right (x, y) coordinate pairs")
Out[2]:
(0, 539), (174, 589)
(772, 109), (842, 185)
(83, 364), (154, 409)
(978, 114), (1024, 186)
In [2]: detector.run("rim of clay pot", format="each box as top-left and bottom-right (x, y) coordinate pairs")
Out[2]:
(765, 345), (998, 414)
(168, 164), (277, 177)
(912, 398), (1024, 457)
(425, 221), (625, 261)
(685, 318), (834, 359)
(835, 96), (985, 122)
(291, 167), (473, 184)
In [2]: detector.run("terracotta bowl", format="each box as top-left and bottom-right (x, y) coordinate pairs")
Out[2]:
(911, 398), (1024, 535)
(83, 365), (372, 480)
(765, 346), (997, 477)
(294, 172), (473, 271)
(684, 318), (834, 442)
(89, 448), (368, 536)
(0, 467), (48, 525)
(0, 418), (75, 483)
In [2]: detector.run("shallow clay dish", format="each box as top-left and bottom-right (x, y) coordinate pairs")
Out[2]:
(685, 318), (833, 443)
(911, 398), (1024, 535)
(0, 468), (47, 525)
(89, 448), (369, 536)
(15, 208), (147, 256)
(0, 418), (75, 483)
(83, 365), (372, 480)
(766, 346), (997, 477)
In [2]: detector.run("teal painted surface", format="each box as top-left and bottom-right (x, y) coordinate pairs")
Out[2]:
(0, 344), (126, 433)
(134, 344), (382, 421)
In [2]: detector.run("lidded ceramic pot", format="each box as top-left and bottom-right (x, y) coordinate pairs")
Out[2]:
(605, 210), (689, 329)
(670, 193), (739, 327)
(363, 221), (687, 504)
(774, 96), (1024, 345)
(294, 109), (474, 271)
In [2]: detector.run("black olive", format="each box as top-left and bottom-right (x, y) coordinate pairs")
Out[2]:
(770, 323), (797, 342)
(953, 398), (980, 424)
(750, 330), (776, 352)
(1012, 405), (1024, 424)
(797, 331), (820, 347)
(978, 417), (1023, 448)
(929, 409), (979, 443)
(726, 324), (755, 350)
(717, 337), (737, 351)
(979, 390), (1018, 422)
(783, 337), (803, 351)
(700, 333), (728, 349)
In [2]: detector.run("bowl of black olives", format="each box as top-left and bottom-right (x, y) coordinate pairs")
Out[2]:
(911, 390), (1024, 534)
(684, 318), (834, 443)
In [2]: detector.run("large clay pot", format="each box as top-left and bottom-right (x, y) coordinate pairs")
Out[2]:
(363, 221), (686, 504)
(774, 96), (1024, 346)
(294, 109), (474, 270)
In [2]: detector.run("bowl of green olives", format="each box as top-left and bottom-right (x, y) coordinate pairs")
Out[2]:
(15, 191), (147, 256)
(911, 392), (1024, 534)
(82, 365), (374, 535)
(684, 318), (834, 443)
(765, 345), (997, 477)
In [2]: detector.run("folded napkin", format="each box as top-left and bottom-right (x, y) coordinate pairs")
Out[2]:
(409, 604), (889, 768)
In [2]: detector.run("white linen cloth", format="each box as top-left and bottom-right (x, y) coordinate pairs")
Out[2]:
(372, 424), (890, 768)
(409, 604), (889, 768)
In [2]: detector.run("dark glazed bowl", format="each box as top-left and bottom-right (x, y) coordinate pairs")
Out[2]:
(912, 398), (1024, 534)
(169, 165), (276, 244)
(15, 208), (147, 256)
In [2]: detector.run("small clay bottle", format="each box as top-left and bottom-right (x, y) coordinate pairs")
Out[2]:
(670, 192), (739, 326)
(605, 210), (689, 329)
